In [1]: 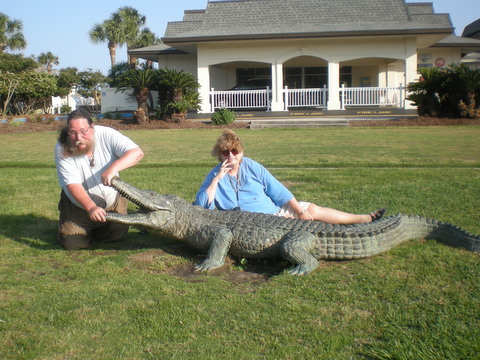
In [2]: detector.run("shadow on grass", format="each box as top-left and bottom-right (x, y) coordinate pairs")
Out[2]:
(0, 214), (285, 282)
(0, 214), (59, 250)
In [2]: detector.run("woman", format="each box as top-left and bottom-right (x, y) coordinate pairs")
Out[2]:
(195, 130), (385, 224)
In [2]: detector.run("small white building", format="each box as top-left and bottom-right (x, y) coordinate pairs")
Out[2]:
(51, 87), (94, 114)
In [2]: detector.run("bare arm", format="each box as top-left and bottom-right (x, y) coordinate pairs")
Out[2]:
(66, 183), (108, 222)
(101, 147), (144, 186)
(285, 197), (313, 220)
(205, 160), (231, 205)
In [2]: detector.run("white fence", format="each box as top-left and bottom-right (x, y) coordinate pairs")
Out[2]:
(283, 86), (328, 110)
(340, 85), (404, 110)
(210, 87), (271, 111)
(209, 85), (404, 111)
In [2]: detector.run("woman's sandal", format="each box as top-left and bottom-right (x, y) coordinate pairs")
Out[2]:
(370, 208), (387, 222)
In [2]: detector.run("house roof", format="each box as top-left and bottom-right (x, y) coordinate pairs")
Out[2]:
(162, 0), (453, 43)
(462, 18), (480, 39)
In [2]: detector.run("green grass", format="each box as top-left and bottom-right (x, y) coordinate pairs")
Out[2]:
(0, 126), (479, 359)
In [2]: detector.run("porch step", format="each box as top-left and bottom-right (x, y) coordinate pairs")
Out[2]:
(249, 118), (349, 129)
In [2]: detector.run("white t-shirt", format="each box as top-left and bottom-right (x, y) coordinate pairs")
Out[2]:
(55, 125), (139, 209)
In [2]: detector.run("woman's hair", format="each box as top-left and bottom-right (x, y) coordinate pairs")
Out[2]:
(211, 129), (244, 161)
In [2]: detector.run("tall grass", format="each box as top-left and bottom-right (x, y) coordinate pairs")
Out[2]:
(0, 126), (479, 359)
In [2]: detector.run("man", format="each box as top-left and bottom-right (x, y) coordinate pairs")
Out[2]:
(54, 109), (144, 249)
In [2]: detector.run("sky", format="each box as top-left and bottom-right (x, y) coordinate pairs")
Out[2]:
(2, 0), (479, 75)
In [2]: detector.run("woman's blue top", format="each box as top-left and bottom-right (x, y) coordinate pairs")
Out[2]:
(195, 157), (293, 214)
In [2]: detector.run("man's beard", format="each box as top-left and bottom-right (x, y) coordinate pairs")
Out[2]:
(59, 127), (95, 157)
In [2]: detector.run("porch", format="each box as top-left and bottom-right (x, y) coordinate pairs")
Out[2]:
(209, 85), (405, 112)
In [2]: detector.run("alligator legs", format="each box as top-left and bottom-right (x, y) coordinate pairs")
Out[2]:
(280, 231), (319, 275)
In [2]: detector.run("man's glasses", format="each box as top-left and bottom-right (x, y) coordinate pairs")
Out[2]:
(221, 149), (239, 156)
(68, 126), (91, 137)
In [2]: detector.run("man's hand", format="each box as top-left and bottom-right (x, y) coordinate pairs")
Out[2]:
(87, 205), (107, 222)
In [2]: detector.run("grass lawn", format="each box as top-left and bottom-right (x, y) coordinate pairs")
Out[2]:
(0, 126), (479, 359)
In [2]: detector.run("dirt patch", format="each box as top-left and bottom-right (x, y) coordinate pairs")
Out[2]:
(0, 115), (477, 134)
(0, 116), (249, 135)
(127, 248), (292, 286)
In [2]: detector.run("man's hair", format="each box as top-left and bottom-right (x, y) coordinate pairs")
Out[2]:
(211, 129), (244, 161)
(57, 109), (94, 156)
(66, 109), (93, 127)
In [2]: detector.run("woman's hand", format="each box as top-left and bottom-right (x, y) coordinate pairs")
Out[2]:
(215, 159), (232, 181)
(298, 210), (314, 221)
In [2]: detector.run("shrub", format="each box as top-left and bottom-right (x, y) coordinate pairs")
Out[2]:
(211, 108), (236, 125)
(60, 105), (72, 114)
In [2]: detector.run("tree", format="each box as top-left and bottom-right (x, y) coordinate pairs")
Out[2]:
(77, 69), (106, 111)
(37, 52), (60, 74)
(89, 6), (149, 71)
(115, 68), (159, 124)
(129, 28), (160, 68)
(56, 67), (80, 97)
(0, 13), (26, 53)
(2, 71), (59, 114)
(406, 67), (446, 117)
(114, 6), (146, 65)
(446, 64), (480, 118)
(407, 65), (480, 118)
(156, 69), (201, 122)
(0, 53), (37, 73)
(89, 19), (123, 70)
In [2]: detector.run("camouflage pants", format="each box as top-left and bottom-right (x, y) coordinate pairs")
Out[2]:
(57, 190), (129, 250)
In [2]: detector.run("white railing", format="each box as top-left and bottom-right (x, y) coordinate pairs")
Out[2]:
(283, 86), (328, 110)
(340, 84), (404, 109)
(210, 87), (271, 111)
(209, 85), (404, 111)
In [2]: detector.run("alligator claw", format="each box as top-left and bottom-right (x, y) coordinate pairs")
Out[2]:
(194, 259), (224, 272)
(288, 264), (315, 276)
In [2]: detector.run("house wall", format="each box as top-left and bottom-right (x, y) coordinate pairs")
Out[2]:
(352, 66), (378, 87)
(157, 53), (198, 76)
(417, 48), (461, 68)
(195, 36), (419, 111)
(100, 87), (160, 114)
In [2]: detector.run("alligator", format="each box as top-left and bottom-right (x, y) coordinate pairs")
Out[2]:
(106, 176), (479, 275)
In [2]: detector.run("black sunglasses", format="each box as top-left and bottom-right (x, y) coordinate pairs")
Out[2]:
(221, 149), (239, 156)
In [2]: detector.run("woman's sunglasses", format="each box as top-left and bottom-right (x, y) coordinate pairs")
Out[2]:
(221, 149), (239, 156)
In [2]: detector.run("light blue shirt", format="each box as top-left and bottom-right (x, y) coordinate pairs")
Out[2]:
(195, 157), (293, 214)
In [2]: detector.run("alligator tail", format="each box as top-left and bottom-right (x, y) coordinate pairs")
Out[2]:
(400, 215), (480, 252)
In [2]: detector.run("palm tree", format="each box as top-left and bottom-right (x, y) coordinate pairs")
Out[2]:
(446, 64), (480, 118)
(0, 13), (27, 53)
(160, 69), (200, 103)
(129, 28), (160, 68)
(37, 51), (59, 73)
(158, 69), (201, 121)
(115, 68), (159, 124)
(406, 67), (446, 116)
(89, 7), (148, 71)
(89, 19), (123, 69)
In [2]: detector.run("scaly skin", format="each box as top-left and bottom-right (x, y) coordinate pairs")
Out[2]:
(106, 177), (479, 275)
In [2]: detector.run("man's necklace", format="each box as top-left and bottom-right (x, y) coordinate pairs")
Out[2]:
(88, 146), (95, 168)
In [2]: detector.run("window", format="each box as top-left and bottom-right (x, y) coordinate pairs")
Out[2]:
(284, 66), (352, 88)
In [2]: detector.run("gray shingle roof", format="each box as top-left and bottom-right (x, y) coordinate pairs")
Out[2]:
(162, 0), (453, 43)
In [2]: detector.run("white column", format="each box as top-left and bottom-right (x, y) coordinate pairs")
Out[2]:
(270, 62), (285, 111)
(197, 46), (211, 113)
(327, 61), (341, 110)
(404, 37), (418, 109)
(378, 63), (387, 87)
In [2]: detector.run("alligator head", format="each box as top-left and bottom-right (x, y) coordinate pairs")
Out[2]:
(105, 176), (178, 234)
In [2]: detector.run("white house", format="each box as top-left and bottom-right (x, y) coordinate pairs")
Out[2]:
(128, 0), (480, 114)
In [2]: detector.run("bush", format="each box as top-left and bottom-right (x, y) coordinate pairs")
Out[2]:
(211, 108), (236, 125)
(60, 105), (72, 114)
